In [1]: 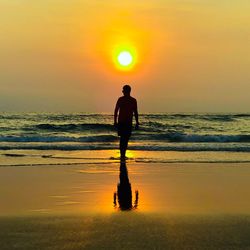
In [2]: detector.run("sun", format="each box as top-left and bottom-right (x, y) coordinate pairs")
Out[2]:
(112, 44), (137, 71)
(118, 51), (133, 66)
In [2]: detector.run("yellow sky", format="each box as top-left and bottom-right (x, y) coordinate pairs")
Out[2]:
(0, 0), (249, 112)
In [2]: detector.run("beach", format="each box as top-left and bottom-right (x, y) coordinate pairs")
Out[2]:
(1, 161), (250, 249)
(1, 113), (250, 249)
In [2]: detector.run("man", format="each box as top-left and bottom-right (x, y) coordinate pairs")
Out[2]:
(114, 85), (139, 159)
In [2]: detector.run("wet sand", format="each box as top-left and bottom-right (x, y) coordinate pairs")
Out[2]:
(1, 162), (250, 249)
(1, 214), (250, 250)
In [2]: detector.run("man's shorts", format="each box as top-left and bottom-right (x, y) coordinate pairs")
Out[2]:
(117, 123), (132, 137)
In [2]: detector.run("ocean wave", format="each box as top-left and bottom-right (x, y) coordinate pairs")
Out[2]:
(140, 122), (193, 132)
(33, 123), (114, 131)
(0, 143), (249, 152)
(0, 114), (24, 120)
(144, 133), (250, 143)
(232, 114), (250, 118)
(199, 115), (236, 122)
(131, 133), (250, 143)
(144, 114), (250, 122)
(142, 114), (237, 121)
(1, 133), (250, 143)
(0, 127), (15, 131)
(0, 134), (117, 143)
(26, 122), (188, 134)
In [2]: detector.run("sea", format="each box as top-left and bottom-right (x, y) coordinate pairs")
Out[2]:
(0, 112), (250, 166)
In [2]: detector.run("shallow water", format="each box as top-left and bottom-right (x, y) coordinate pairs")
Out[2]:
(1, 162), (250, 216)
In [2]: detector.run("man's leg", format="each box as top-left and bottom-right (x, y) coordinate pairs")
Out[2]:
(120, 135), (130, 158)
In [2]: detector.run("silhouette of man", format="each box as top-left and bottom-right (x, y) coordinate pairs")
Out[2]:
(114, 85), (139, 159)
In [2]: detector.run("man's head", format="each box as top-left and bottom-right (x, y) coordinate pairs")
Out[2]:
(122, 85), (131, 96)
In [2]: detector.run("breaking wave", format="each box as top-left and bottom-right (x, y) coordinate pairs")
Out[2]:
(0, 133), (250, 143)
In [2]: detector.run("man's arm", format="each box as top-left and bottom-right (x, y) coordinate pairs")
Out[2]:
(114, 99), (120, 126)
(134, 100), (139, 129)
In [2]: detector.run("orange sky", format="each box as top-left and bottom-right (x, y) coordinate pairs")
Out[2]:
(0, 0), (249, 112)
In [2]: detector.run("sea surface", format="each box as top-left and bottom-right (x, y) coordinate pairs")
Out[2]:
(0, 112), (250, 166)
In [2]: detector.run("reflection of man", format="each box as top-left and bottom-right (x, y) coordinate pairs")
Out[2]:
(114, 85), (139, 160)
(113, 161), (139, 210)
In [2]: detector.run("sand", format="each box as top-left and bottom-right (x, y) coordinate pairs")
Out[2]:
(1, 162), (250, 249)
(1, 214), (250, 250)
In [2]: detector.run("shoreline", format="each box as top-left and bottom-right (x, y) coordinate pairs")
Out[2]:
(1, 149), (250, 167)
